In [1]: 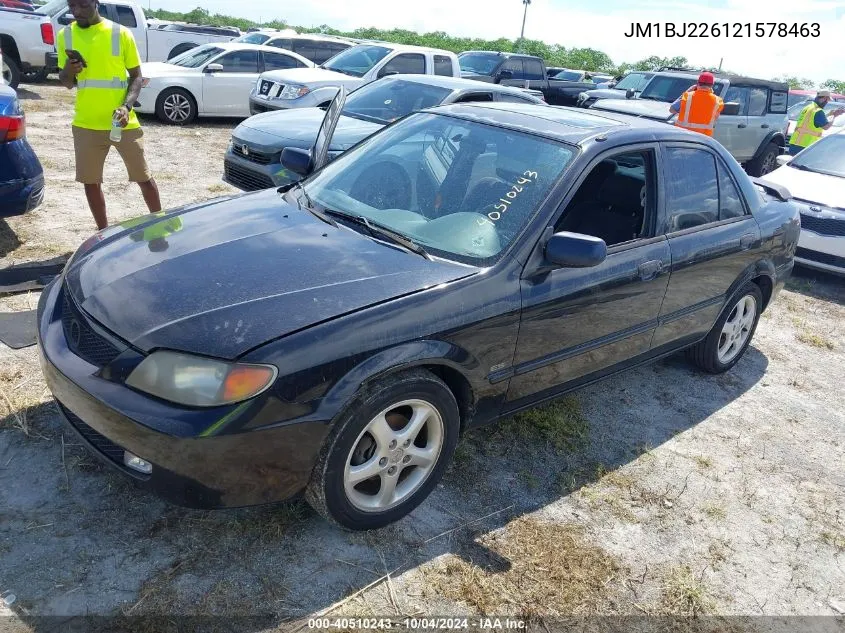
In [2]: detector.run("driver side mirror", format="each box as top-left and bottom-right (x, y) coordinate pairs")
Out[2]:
(58, 13), (74, 25)
(625, 88), (635, 99)
(280, 147), (313, 176)
(377, 68), (398, 79)
(203, 63), (224, 73)
(545, 231), (607, 268)
(497, 69), (513, 82)
(722, 101), (740, 116)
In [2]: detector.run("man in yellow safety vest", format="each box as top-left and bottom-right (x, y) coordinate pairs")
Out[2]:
(57, 0), (161, 230)
(788, 89), (845, 155)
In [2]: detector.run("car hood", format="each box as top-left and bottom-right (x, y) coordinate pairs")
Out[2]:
(761, 165), (845, 209)
(234, 108), (383, 151)
(590, 98), (673, 121)
(584, 88), (627, 99)
(141, 62), (200, 78)
(259, 67), (364, 88)
(64, 190), (477, 359)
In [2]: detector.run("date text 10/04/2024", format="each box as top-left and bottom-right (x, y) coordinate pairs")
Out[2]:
(624, 22), (821, 38)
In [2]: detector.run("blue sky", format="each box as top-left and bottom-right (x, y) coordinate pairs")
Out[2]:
(152, 0), (845, 84)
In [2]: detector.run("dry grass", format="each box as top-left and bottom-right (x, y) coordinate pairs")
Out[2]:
(207, 183), (229, 194)
(702, 503), (727, 521)
(660, 565), (716, 616)
(499, 397), (589, 452)
(423, 516), (622, 617)
(796, 331), (836, 350)
(820, 531), (845, 552)
(0, 361), (52, 437)
(693, 455), (713, 469)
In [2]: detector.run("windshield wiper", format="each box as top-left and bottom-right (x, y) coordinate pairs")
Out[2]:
(322, 210), (431, 259)
(293, 183), (337, 227)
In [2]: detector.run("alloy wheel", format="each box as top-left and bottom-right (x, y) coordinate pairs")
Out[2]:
(344, 399), (444, 512)
(717, 295), (757, 364)
(163, 93), (192, 123)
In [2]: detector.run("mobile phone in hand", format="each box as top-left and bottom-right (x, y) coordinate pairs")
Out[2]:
(65, 49), (87, 67)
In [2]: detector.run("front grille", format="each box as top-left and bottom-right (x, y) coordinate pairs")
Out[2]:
(232, 144), (276, 165)
(224, 161), (275, 191)
(800, 213), (845, 237)
(796, 247), (845, 269)
(59, 403), (125, 465)
(61, 292), (121, 367)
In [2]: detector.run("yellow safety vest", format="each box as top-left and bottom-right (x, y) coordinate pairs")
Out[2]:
(57, 19), (141, 131)
(789, 103), (823, 148)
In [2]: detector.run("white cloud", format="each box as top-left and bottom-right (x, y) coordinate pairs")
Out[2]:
(159, 0), (845, 83)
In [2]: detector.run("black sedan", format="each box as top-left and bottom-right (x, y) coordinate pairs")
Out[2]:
(223, 74), (544, 192)
(38, 103), (799, 530)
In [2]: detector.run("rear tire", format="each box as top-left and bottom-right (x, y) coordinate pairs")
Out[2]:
(305, 369), (460, 530)
(155, 88), (197, 125)
(2, 54), (21, 90)
(745, 142), (779, 177)
(686, 283), (763, 374)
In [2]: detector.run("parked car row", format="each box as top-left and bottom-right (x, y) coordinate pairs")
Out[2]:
(0, 75), (44, 216)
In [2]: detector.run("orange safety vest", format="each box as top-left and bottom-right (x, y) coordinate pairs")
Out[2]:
(674, 87), (724, 137)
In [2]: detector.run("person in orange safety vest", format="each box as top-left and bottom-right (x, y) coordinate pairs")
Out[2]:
(670, 72), (725, 137)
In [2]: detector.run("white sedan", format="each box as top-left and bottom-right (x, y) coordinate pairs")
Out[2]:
(764, 130), (845, 276)
(135, 43), (314, 125)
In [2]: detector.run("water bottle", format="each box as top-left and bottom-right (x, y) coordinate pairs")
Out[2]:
(109, 112), (122, 143)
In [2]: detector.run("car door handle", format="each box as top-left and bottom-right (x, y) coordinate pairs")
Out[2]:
(740, 234), (756, 250)
(737, 124), (747, 128)
(638, 260), (663, 280)
(761, 124), (770, 129)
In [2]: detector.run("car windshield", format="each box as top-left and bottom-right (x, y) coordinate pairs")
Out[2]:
(788, 100), (840, 120)
(591, 76), (612, 85)
(300, 113), (575, 265)
(343, 79), (452, 124)
(790, 133), (845, 178)
(458, 53), (501, 75)
(638, 76), (726, 102)
(34, 0), (65, 15)
(235, 33), (270, 44)
(615, 72), (651, 91)
(322, 45), (392, 77)
(554, 70), (583, 81)
(167, 45), (224, 67)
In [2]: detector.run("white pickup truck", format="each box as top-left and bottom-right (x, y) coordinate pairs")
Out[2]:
(249, 43), (461, 114)
(0, 0), (238, 89)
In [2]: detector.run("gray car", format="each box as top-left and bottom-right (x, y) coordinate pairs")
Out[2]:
(224, 74), (544, 191)
(576, 71), (654, 108)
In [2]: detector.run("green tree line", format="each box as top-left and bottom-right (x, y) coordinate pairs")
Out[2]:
(148, 6), (844, 89)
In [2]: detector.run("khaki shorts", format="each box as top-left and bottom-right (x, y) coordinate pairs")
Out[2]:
(72, 126), (152, 185)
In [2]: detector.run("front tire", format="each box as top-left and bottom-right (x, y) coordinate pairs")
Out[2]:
(686, 283), (763, 374)
(745, 142), (779, 177)
(155, 88), (197, 125)
(305, 369), (460, 530)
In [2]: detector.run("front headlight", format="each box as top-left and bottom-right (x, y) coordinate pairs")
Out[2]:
(278, 84), (311, 100)
(125, 350), (277, 407)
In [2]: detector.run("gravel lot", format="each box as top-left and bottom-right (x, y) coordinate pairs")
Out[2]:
(1, 81), (844, 632)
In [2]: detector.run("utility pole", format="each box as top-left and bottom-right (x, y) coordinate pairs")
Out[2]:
(518, 0), (531, 51)
(718, 57), (723, 71)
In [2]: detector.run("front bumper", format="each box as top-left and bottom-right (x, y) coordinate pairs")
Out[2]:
(795, 230), (845, 275)
(36, 279), (330, 509)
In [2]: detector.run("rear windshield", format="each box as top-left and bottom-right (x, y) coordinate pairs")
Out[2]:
(235, 33), (270, 44)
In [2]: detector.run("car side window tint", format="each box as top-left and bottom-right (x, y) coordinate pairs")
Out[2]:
(555, 150), (654, 247)
(312, 45), (338, 64)
(263, 51), (303, 71)
(497, 93), (535, 103)
(292, 41), (317, 62)
(217, 50), (259, 73)
(748, 87), (767, 117)
(453, 92), (494, 103)
(434, 55), (453, 76)
(665, 148), (719, 231)
(723, 86), (749, 116)
(769, 90), (788, 113)
(717, 161), (746, 220)
(502, 58), (525, 79)
(114, 5), (137, 27)
(98, 2), (111, 18)
(524, 59), (544, 80)
(267, 38), (292, 51)
(381, 53), (426, 76)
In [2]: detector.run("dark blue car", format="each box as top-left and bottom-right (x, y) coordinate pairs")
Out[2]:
(38, 103), (798, 530)
(1, 83), (44, 216)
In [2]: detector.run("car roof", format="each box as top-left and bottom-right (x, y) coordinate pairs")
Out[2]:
(350, 42), (455, 55)
(652, 69), (788, 91)
(459, 50), (542, 60)
(265, 33), (353, 43)
(423, 102), (678, 144)
(385, 74), (538, 95)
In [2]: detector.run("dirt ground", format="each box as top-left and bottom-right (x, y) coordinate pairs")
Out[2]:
(1, 81), (844, 632)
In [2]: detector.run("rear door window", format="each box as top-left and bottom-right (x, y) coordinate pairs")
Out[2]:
(523, 59), (544, 80)
(434, 55), (453, 76)
(664, 147), (720, 231)
(502, 58), (525, 80)
(114, 4), (137, 27)
(747, 87), (768, 117)
(292, 40), (317, 62)
(263, 51), (305, 71)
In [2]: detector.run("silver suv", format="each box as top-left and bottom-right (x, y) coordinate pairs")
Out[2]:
(590, 68), (790, 176)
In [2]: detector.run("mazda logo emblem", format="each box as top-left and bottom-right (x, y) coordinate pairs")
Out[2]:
(69, 319), (82, 347)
